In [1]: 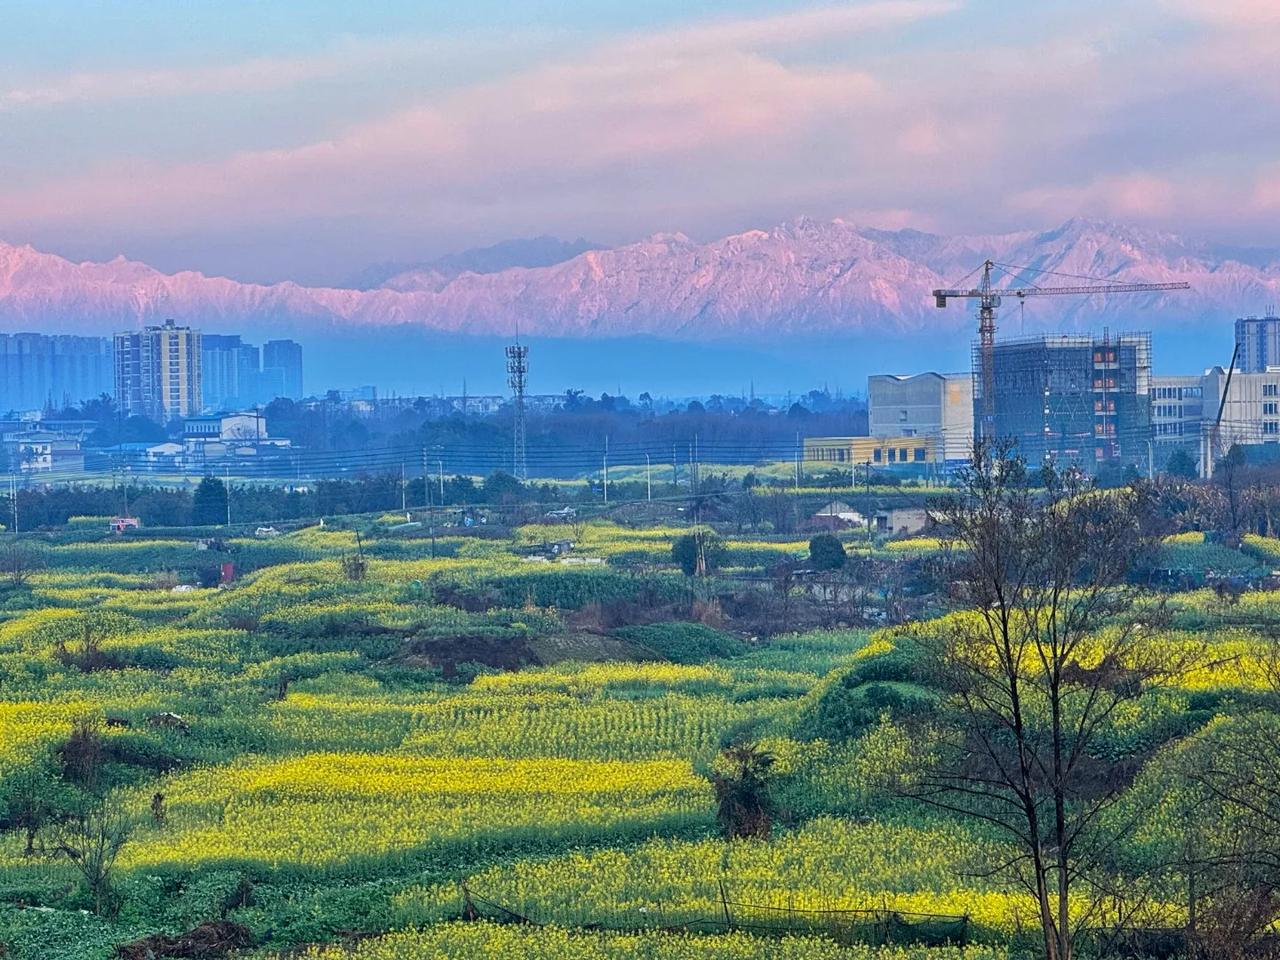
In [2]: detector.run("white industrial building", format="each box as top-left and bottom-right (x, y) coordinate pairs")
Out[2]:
(868, 372), (974, 465)
(1149, 367), (1280, 477)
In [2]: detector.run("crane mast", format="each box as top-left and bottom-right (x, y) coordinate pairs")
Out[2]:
(932, 260), (1190, 442)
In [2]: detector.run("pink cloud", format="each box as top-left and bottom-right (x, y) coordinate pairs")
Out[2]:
(629, 1), (961, 54)
(3, 0), (1279, 260)
(1161, 0), (1280, 28)
(0, 36), (467, 111)
(0, 9), (905, 231)
(1254, 168), (1280, 210)
(1011, 175), (1176, 221)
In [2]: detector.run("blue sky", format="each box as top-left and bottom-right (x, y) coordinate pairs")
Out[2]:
(2, 0), (1278, 284)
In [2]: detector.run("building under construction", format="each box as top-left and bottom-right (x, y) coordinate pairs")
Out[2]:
(975, 332), (1152, 471)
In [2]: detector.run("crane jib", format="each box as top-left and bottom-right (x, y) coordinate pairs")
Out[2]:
(932, 281), (1191, 306)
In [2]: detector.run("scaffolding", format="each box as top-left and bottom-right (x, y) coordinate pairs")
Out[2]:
(973, 332), (1152, 470)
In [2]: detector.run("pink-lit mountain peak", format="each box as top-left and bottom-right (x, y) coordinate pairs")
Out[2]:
(0, 218), (1277, 339)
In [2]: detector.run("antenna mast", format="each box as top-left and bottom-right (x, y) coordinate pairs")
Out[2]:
(505, 335), (529, 481)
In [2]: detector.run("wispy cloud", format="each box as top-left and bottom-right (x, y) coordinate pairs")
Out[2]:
(0, 33), (528, 112)
(1010, 174), (1178, 222)
(629, 1), (961, 54)
(4, 0), (1280, 279)
(0, 3), (945, 227)
(3, 56), (332, 109)
(1161, 0), (1280, 27)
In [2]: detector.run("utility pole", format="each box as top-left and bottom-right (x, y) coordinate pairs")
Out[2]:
(400, 461), (407, 513)
(603, 436), (609, 505)
(865, 459), (873, 539)
(422, 448), (436, 558)
(224, 463), (232, 527)
(645, 453), (652, 502)
(427, 450), (437, 512)
(438, 459), (445, 503)
(8, 474), (16, 533)
(794, 432), (801, 491)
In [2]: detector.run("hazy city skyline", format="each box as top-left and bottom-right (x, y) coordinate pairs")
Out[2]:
(3, 0), (1278, 285)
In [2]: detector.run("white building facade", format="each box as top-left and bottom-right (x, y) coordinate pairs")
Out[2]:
(868, 372), (974, 465)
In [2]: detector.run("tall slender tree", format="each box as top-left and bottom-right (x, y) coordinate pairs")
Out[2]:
(909, 443), (1189, 960)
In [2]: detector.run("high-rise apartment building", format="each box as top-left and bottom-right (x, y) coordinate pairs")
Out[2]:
(202, 335), (244, 411)
(978, 333), (1152, 470)
(868, 372), (974, 463)
(201, 335), (301, 410)
(0, 334), (113, 412)
(1235, 314), (1280, 373)
(114, 320), (202, 421)
(263, 339), (304, 400)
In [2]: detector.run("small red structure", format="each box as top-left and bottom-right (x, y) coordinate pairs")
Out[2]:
(220, 562), (236, 585)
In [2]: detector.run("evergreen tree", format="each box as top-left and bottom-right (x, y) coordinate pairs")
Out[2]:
(808, 533), (847, 570)
(191, 477), (228, 527)
(1165, 447), (1198, 479)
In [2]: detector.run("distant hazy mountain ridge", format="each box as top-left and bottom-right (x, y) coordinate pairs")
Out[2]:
(342, 235), (601, 291)
(1, 218), (1277, 339)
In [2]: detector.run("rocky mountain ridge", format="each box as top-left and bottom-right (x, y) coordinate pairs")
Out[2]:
(1, 218), (1276, 340)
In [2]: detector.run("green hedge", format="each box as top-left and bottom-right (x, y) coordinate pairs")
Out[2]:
(613, 622), (746, 664)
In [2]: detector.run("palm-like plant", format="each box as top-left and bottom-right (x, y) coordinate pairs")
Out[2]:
(713, 743), (776, 840)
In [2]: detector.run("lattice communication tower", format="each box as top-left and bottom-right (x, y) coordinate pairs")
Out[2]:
(505, 341), (529, 480)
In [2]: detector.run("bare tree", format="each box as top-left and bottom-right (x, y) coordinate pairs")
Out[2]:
(1215, 444), (1250, 536)
(733, 488), (764, 534)
(0, 541), (45, 587)
(765, 490), (796, 535)
(907, 443), (1190, 960)
(6, 765), (62, 857)
(52, 803), (131, 916)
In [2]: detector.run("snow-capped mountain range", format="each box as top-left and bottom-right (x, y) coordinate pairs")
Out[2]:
(1, 218), (1277, 340)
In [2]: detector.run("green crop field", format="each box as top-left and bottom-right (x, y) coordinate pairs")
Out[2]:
(0, 510), (1275, 960)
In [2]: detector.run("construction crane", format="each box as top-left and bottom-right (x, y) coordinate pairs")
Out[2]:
(932, 259), (1190, 439)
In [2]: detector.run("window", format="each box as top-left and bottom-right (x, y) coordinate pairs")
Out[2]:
(873, 449), (882, 463)
(898, 409), (907, 422)
(914, 447), (926, 462)
(887, 448), (896, 463)
(1266, 402), (1279, 416)
(899, 448), (908, 462)
(1266, 421), (1279, 435)
(1265, 384), (1279, 398)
